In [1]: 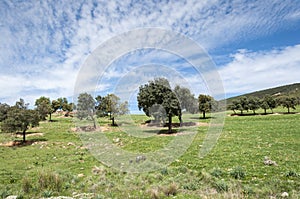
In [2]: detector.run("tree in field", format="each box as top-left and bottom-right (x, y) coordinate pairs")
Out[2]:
(279, 96), (297, 113)
(0, 103), (10, 122)
(265, 95), (277, 113)
(137, 78), (181, 133)
(248, 97), (260, 114)
(76, 93), (96, 128)
(51, 99), (61, 114)
(260, 95), (277, 114)
(35, 96), (52, 120)
(95, 94), (129, 126)
(119, 101), (129, 115)
(106, 94), (126, 126)
(198, 94), (214, 119)
(95, 95), (108, 117)
(260, 99), (269, 114)
(227, 100), (239, 114)
(238, 96), (249, 115)
(174, 85), (198, 114)
(1, 99), (40, 142)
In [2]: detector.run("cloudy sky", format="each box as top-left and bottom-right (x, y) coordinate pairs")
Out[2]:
(0, 0), (300, 110)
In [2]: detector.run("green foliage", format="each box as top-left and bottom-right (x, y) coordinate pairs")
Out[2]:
(214, 180), (229, 192)
(95, 94), (129, 125)
(198, 94), (214, 118)
(248, 97), (260, 114)
(0, 103), (10, 122)
(1, 99), (40, 142)
(278, 96), (298, 113)
(226, 83), (300, 104)
(210, 167), (225, 178)
(137, 78), (181, 133)
(230, 166), (245, 179)
(76, 93), (96, 128)
(35, 96), (52, 120)
(174, 85), (198, 114)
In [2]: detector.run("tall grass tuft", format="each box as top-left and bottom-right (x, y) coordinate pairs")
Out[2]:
(38, 171), (63, 192)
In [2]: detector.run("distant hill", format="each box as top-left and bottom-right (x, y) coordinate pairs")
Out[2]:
(226, 83), (300, 105)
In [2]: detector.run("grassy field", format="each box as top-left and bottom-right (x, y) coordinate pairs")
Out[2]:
(0, 110), (299, 198)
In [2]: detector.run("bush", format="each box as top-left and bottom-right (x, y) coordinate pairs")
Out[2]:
(214, 180), (229, 192)
(210, 168), (224, 178)
(22, 177), (32, 193)
(285, 170), (298, 178)
(230, 166), (245, 179)
(162, 182), (178, 196)
(38, 171), (63, 192)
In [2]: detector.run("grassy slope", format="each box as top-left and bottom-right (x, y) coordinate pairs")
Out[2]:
(0, 113), (299, 198)
(226, 82), (300, 105)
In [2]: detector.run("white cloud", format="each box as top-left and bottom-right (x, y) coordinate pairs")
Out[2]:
(219, 44), (300, 96)
(0, 0), (299, 105)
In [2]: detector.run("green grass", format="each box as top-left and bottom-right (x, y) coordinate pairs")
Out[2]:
(0, 113), (299, 198)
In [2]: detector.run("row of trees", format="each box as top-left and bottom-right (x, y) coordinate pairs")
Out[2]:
(228, 95), (299, 114)
(35, 97), (74, 121)
(137, 78), (216, 133)
(0, 97), (75, 142)
(76, 93), (129, 128)
(0, 93), (129, 141)
(0, 99), (40, 142)
(0, 78), (216, 138)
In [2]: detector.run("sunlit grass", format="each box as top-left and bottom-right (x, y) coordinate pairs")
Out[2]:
(0, 112), (299, 198)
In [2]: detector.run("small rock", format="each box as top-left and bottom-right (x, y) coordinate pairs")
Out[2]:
(5, 196), (17, 199)
(78, 173), (84, 177)
(67, 142), (75, 146)
(263, 156), (278, 166)
(136, 155), (146, 163)
(281, 192), (289, 198)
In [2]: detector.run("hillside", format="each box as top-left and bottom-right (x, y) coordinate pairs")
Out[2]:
(226, 83), (300, 105)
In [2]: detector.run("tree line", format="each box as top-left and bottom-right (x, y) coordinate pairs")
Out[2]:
(227, 95), (299, 115)
(136, 78), (216, 133)
(0, 94), (130, 142)
(0, 97), (74, 142)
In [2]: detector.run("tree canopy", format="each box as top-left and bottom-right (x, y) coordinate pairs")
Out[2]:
(1, 99), (40, 142)
(174, 85), (198, 114)
(198, 94), (215, 119)
(95, 94), (129, 126)
(76, 93), (96, 128)
(35, 96), (52, 120)
(137, 78), (181, 133)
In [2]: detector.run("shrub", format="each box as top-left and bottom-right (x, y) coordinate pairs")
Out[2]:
(285, 170), (298, 178)
(38, 171), (63, 192)
(163, 182), (178, 196)
(230, 166), (245, 179)
(210, 168), (225, 178)
(22, 176), (32, 193)
(214, 180), (229, 192)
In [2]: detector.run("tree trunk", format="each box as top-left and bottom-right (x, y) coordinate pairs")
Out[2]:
(253, 110), (256, 115)
(49, 113), (52, 121)
(264, 108), (267, 115)
(179, 115), (183, 126)
(22, 129), (26, 143)
(112, 117), (115, 126)
(168, 114), (172, 134)
(203, 111), (206, 119)
(288, 107), (290, 113)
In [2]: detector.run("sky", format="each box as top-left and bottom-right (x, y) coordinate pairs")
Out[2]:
(0, 0), (300, 112)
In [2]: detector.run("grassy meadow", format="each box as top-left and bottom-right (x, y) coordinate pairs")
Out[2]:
(0, 108), (299, 198)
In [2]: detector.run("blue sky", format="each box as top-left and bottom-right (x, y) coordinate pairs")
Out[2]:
(0, 0), (300, 111)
